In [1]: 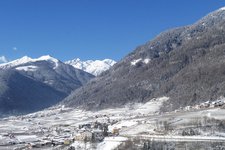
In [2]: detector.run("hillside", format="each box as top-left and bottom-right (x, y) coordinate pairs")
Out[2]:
(0, 55), (94, 115)
(0, 70), (66, 115)
(62, 7), (225, 111)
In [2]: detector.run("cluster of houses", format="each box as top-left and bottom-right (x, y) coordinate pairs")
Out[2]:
(74, 119), (120, 141)
(0, 118), (121, 149)
(37, 121), (118, 146)
(75, 121), (109, 142)
(183, 99), (225, 111)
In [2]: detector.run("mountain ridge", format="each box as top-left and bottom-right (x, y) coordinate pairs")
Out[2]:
(0, 55), (94, 115)
(62, 7), (225, 111)
(65, 58), (116, 76)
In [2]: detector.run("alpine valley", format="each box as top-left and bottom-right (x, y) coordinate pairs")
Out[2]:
(1, 7), (225, 150)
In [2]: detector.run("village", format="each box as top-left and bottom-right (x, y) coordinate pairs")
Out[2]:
(178, 99), (225, 112)
(0, 113), (122, 149)
(1, 97), (225, 149)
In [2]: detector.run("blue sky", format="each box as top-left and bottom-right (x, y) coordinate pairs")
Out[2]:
(0, 0), (225, 62)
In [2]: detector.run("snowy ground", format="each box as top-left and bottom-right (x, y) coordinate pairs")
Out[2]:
(97, 137), (128, 150)
(1, 97), (225, 149)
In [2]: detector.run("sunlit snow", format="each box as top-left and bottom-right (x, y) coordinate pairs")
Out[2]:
(143, 58), (151, 64)
(131, 58), (151, 66)
(220, 6), (225, 11)
(0, 55), (60, 70)
(16, 65), (38, 71)
(131, 58), (142, 65)
(65, 58), (116, 76)
(97, 137), (128, 150)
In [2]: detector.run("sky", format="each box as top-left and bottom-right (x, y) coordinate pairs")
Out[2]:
(0, 0), (225, 62)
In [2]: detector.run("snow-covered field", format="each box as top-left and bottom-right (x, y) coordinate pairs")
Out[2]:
(97, 137), (128, 150)
(1, 97), (225, 149)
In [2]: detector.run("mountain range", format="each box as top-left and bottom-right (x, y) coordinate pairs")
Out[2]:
(1, 7), (225, 116)
(0, 55), (95, 115)
(65, 58), (116, 76)
(62, 7), (225, 112)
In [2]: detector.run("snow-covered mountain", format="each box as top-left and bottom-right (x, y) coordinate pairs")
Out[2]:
(0, 55), (95, 93)
(65, 58), (116, 76)
(62, 6), (225, 111)
(0, 55), (94, 115)
(0, 55), (59, 70)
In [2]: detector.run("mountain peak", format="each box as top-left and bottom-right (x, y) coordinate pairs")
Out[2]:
(38, 55), (59, 62)
(37, 55), (60, 69)
(20, 55), (31, 59)
(19, 56), (33, 62)
(0, 56), (32, 69)
(65, 58), (116, 76)
(219, 6), (225, 11)
(0, 55), (60, 69)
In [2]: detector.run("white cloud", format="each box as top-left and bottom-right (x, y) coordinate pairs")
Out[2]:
(0, 56), (8, 63)
(13, 47), (18, 51)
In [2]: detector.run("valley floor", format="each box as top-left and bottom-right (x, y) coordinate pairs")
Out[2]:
(1, 97), (225, 149)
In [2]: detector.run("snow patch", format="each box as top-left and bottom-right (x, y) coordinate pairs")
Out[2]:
(131, 58), (151, 66)
(16, 65), (38, 71)
(131, 58), (142, 65)
(16, 135), (38, 143)
(97, 137), (128, 150)
(71, 141), (93, 149)
(143, 58), (151, 64)
(108, 120), (138, 132)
